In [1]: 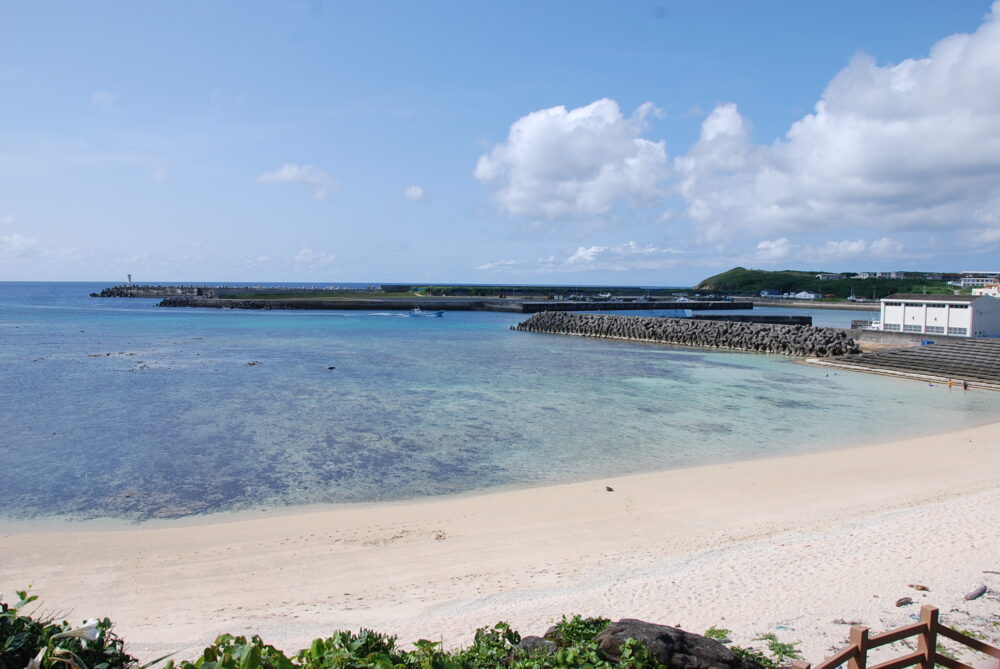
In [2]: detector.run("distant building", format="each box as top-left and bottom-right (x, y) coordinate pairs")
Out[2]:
(960, 276), (996, 288)
(960, 271), (1000, 288)
(879, 293), (1000, 337)
(924, 272), (942, 280)
(791, 291), (822, 300)
(856, 271), (905, 280)
(815, 273), (845, 280)
(760, 290), (782, 298)
(972, 284), (1000, 298)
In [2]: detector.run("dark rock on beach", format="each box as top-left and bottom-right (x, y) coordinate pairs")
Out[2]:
(595, 619), (765, 669)
(515, 636), (558, 655)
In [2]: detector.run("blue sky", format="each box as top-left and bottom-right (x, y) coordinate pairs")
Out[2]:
(1, 1), (999, 285)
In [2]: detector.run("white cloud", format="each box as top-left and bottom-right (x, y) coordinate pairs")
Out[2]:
(674, 2), (1000, 244)
(477, 241), (683, 273)
(293, 247), (336, 265)
(475, 258), (519, 271)
(563, 241), (679, 270)
(755, 238), (795, 262)
(404, 185), (426, 201)
(90, 91), (118, 112)
(475, 98), (668, 219)
(0, 233), (39, 256)
(259, 164), (336, 200)
(751, 236), (907, 264)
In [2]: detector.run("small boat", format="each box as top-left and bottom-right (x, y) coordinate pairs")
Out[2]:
(409, 307), (444, 317)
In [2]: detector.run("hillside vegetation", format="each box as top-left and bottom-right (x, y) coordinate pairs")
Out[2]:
(695, 267), (955, 300)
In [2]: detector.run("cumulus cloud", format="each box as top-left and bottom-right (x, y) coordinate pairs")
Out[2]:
(675, 3), (1000, 244)
(259, 164), (336, 200)
(475, 98), (668, 219)
(90, 91), (118, 112)
(404, 185), (426, 201)
(294, 247), (336, 265)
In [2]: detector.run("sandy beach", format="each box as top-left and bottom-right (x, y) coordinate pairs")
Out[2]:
(2, 423), (999, 667)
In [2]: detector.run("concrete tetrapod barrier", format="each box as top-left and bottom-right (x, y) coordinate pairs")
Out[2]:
(513, 312), (860, 357)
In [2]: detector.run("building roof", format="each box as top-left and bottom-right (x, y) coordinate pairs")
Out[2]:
(882, 293), (980, 303)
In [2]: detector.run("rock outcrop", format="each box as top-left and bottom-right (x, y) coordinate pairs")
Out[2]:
(595, 620), (764, 669)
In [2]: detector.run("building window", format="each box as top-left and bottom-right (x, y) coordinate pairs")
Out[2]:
(951, 304), (969, 309)
(925, 326), (945, 334)
(904, 302), (924, 307)
(947, 327), (968, 336)
(884, 302), (902, 307)
(903, 325), (923, 333)
(926, 303), (945, 308)
(884, 323), (901, 331)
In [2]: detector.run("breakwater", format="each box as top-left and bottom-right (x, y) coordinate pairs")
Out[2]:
(513, 312), (860, 357)
(91, 285), (216, 298)
(156, 296), (740, 313)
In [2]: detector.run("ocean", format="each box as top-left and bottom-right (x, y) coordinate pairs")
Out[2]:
(1, 282), (996, 522)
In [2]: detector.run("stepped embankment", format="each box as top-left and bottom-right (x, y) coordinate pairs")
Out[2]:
(514, 311), (860, 357)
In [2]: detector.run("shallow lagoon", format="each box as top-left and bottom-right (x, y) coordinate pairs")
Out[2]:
(1, 282), (996, 521)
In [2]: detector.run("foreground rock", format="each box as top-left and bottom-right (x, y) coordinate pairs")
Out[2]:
(596, 620), (765, 669)
(514, 311), (859, 357)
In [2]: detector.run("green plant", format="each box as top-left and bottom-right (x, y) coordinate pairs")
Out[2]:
(754, 633), (802, 662)
(703, 627), (732, 642)
(0, 590), (137, 669)
(546, 616), (611, 647)
(729, 645), (782, 669)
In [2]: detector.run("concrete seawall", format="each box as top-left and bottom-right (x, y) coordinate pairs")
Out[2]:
(513, 312), (859, 357)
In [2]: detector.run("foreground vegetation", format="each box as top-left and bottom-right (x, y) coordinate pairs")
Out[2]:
(2, 592), (798, 669)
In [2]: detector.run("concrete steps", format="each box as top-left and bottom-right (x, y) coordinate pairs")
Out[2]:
(826, 339), (1000, 384)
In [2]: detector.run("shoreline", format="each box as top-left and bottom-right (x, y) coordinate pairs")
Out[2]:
(3, 423), (999, 665)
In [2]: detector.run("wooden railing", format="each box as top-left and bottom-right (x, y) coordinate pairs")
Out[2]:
(791, 606), (1000, 669)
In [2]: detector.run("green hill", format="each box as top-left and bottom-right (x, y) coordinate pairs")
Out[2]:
(695, 267), (954, 300)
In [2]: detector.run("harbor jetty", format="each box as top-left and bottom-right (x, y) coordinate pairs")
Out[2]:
(91, 283), (742, 313)
(154, 295), (741, 313)
(514, 312), (859, 357)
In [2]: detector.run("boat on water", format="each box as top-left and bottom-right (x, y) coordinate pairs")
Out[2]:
(409, 307), (444, 317)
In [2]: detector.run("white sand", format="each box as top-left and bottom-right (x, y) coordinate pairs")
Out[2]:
(2, 423), (1000, 667)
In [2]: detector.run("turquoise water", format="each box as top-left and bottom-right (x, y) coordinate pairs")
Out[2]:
(1, 282), (996, 521)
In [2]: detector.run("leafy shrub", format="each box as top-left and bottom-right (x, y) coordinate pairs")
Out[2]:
(546, 616), (611, 647)
(0, 590), (137, 669)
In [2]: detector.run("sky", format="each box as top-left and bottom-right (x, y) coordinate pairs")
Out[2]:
(1, 1), (999, 286)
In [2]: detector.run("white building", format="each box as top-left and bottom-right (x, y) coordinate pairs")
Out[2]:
(959, 271), (1000, 288)
(972, 284), (1000, 298)
(790, 291), (822, 300)
(879, 293), (1000, 337)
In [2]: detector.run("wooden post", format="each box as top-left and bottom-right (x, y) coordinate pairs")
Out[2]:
(917, 605), (939, 669)
(848, 626), (869, 669)
(791, 661), (811, 669)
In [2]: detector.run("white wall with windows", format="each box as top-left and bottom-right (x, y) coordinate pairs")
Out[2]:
(879, 295), (1000, 337)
